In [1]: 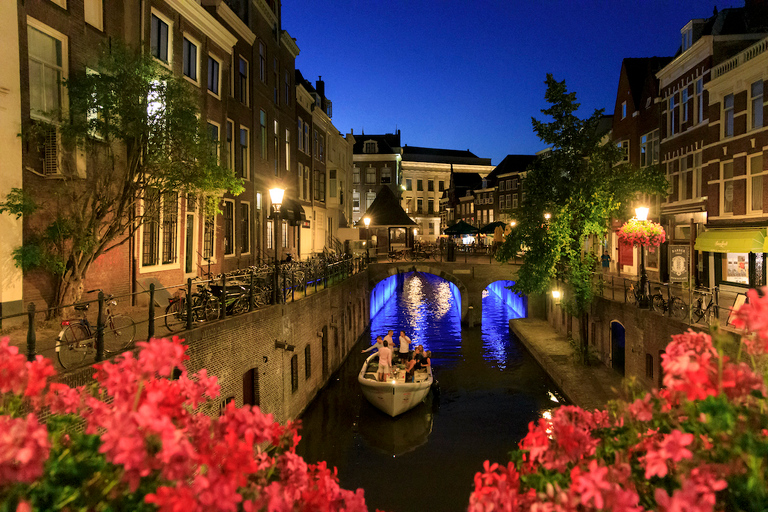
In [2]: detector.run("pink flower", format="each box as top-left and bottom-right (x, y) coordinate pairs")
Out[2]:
(628, 393), (653, 422)
(571, 460), (612, 509)
(0, 413), (51, 484)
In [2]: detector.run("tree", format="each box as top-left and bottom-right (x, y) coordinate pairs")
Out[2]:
(496, 74), (667, 363)
(0, 42), (243, 310)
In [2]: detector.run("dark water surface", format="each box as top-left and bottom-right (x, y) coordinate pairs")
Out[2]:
(297, 272), (563, 512)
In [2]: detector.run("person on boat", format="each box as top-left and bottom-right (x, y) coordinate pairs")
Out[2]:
(397, 330), (411, 363)
(377, 340), (392, 382)
(405, 346), (426, 382)
(383, 329), (394, 346)
(361, 336), (384, 354)
(424, 350), (432, 370)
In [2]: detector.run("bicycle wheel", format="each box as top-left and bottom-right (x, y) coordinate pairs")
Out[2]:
(57, 324), (90, 369)
(651, 295), (665, 312)
(104, 315), (136, 353)
(671, 298), (688, 320)
(691, 301), (705, 323)
(165, 299), (186, 332)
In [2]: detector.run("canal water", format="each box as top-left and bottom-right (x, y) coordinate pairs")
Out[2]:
(296, 271), (564, 512)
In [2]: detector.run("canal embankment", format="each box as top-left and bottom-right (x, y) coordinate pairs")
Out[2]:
(510, 318), (623, 411)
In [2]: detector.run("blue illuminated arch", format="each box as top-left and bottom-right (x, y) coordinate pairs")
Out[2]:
(485, 280), (526, 318)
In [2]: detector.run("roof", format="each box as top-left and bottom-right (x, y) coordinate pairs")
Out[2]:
(486, 154), (537, 182)
(352, 133), (401, 155)
(402, 145), (492, 165)
(678, 5), (768, 56)
(355, 186), (416, 227)
(622, 57), (673, 108)
(451, 172), (482, 189)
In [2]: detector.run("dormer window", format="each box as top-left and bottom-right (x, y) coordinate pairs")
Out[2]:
(681, 22), (693, 52)
(363, 140), (378, 154)
(482, 179), (488, 189)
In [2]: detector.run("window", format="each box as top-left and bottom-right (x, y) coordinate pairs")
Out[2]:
(28, 22), (67, 122)
(352, 166), (360, 184)
(512, 179), (519, 190)
(724, 94), (734, 138)
(303, 167), (309, 201)
(682, 88), (690, 123)
(266, 220), (273, 250)
(669, 94), (677, 136)
(640, 130), (659, 167)
(428, 180), (434, 192)
(259, 42), (265, 82)
(84, 0), (103, 30)
(314, 169), (325, 202)
(260, 110), (267, 159)
(428, 199), (434, 213)
(749, 153), (765, 213)
(239, 127), (249, 179)
(318, 134), (324, 162)
(365, 192), (375, 210)
(207, 56), (220, 96)
(273, 58), (278, 103)
(303, 123), (309, 153)
(621, 101), (626, 119)
(207, 121), (220, 162)
(417, 180), (423, 192)
(329, 169), (337, 198)
(313, 129), (318, 158)
(722, 161), (734, 214)
(680, 155), (691, 200)
(694, 151), (703, 199)
(284, 71), (290, 106)
(751, 80), (764, 130)
(682, 27), (693, 52)
(439, 181), (444, 192)
(352, 191), (360, 212)
(182, 37), (198, 82)
(667, 158), (679, 202)
(304, 346), (311, 380)
(150, 13), (170, 64)
(238, 56), (249, 105)
(285, 128), (290, 172)
(298, 119), (304, 153)
(512, 194), (518, 208)
(291, 355), (298, 393)
(695, 79), (704, 124)
(380, 167), (391, 184)
(365, 167), (375, 184)
(223, 200), (234, 256)
(281, 220), (287, 248)
(646, 354), (654, 379)
(241, 202), (250, 254)
(406, 178), (412, 191)
(618, 140), (629, 162)
(273, 119), (278, 175)
(142, 190), (178, 266)
(417, 198), (423, 213)
(203, 212), (214, 259)
(364, 141), (377, 153)
(226, 120), (234, 170)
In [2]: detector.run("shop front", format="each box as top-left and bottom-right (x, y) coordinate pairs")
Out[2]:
(694, 229), (767, 289)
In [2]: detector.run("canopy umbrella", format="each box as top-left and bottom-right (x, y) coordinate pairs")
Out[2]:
(478, 220), (508, 235)
(443, 220), (479, 235)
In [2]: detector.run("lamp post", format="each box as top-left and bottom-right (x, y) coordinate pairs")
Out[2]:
(635, 206), (650, 308)
(269, 187), (284, 305)
(363, 216), (371, 263)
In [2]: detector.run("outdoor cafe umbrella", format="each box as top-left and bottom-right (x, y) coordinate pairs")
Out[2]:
(443, 220), (479, 235)
(478, 220), (507, 235)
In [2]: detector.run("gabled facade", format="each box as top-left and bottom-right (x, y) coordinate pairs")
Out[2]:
(351, 132), (402, 226)
(486, 154), (537, 225)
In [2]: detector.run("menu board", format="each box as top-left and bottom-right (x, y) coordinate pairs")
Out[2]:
(725, 253), (749, 284)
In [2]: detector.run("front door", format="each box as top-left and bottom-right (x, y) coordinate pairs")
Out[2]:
(611, 321), (625, 375)
(185, 213), (194, 274)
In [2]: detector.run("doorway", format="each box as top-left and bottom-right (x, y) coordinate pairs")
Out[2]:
(610, 321), (625, 375)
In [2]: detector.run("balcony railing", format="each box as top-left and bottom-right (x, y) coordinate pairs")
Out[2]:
(713, 36), (768, 79)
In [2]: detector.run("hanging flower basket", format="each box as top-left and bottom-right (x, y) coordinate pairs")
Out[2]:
(617, 218), (666, 247)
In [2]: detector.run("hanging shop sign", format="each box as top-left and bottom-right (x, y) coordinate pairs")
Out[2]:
(669, 245), (690, 283)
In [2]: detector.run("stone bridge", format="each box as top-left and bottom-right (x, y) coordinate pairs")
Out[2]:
(366, 260), (542, 325)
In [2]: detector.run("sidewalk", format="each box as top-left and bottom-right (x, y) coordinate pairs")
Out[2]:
(510, 318), (624, 411)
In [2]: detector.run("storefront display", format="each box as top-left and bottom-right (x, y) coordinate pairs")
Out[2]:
(724, 253), (749, 285)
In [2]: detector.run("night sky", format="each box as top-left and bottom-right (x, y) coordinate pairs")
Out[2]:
(282, 0), (725, 165)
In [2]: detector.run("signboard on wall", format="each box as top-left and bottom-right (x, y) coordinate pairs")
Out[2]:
(669, 245), (690, 282)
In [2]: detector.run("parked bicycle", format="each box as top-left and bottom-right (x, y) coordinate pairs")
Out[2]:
(388, 249), (407, 262)
(650, 287), (688, 320)
(56, 290), (137, 369)
(691, 288), (719, 324)
(624, 281), (643, 306)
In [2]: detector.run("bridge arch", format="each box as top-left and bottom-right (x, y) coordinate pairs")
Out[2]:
(485, 280), (527, 318)
(368, 264), (470, 322)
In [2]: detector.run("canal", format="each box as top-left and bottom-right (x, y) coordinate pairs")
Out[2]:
(297, 271), (564, 512)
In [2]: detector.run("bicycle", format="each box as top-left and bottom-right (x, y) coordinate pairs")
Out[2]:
(56, 290), (137, 369)
(624, 281), (642, 306)
(650, 287), (688, 320)
(388, 249), (406, 262)
(691, 289), (719, 324)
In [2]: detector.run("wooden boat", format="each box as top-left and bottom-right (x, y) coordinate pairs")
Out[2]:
(358, 353), (433, 417)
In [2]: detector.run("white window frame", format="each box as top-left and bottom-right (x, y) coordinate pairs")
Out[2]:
(693, 151), (703, 200)
(352, 191), (360, 212)
(238, 56), (249, 106)
(720, 160), (738, 216)
(723, 93), (735, 138)
(207, 120), (220, 163)
(149, 9), (172, 68)
(222, 199), (235, 257)
(682, 87), (689, 123)
(748, 153), (765, 214)
(139, 191), (182, 272)
(266, 219), (273, 250)
(27, 18), (68, 123)
(695, 78), (704, 124)
(281, 220), (288, 248)
(84, 0), (103, 30)
(298, 118), (304, 154)
(207, 54), (222, 99)
(182, 34), (200, 85)
(259, 41), (266, 83)
(239, 126), (250, 180)
(751, 80), (764, 131)
(669, 93), (677, 136)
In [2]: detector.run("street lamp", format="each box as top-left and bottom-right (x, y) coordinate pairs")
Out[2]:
(544, 212), (551, 221)
(269, 187), (284, 305)
(510, 220), (517, 228)
(635, 205), (649, 308)
(363, 216), (371, 263)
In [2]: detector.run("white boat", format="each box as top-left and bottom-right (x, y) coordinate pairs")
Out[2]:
(358, 353), (433, 417)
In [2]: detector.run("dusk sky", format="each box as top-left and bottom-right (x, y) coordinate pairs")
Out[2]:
(282, 0), (726, 165)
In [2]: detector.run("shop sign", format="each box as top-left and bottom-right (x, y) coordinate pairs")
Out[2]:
(301, 220), (311, 229)
(669, 245), (690, 282)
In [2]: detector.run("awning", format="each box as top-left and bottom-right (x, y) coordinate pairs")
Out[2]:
(272, 198), (306, 225)
(694, 229), (766, 253)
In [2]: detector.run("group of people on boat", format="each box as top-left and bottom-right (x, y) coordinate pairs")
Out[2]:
(362, 329), (431, 382)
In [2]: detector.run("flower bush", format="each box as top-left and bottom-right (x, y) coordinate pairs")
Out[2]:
(618, 218), (666, 247)
(0, 337), (368, 512)
(469, 287), (768, 512)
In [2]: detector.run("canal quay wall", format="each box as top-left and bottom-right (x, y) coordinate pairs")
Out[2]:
(58, 272), (372, 424)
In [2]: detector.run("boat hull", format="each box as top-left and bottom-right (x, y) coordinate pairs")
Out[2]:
(358, 354), (433, 417)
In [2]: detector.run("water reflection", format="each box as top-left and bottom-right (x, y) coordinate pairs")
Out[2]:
(297, 272), (565, 512)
